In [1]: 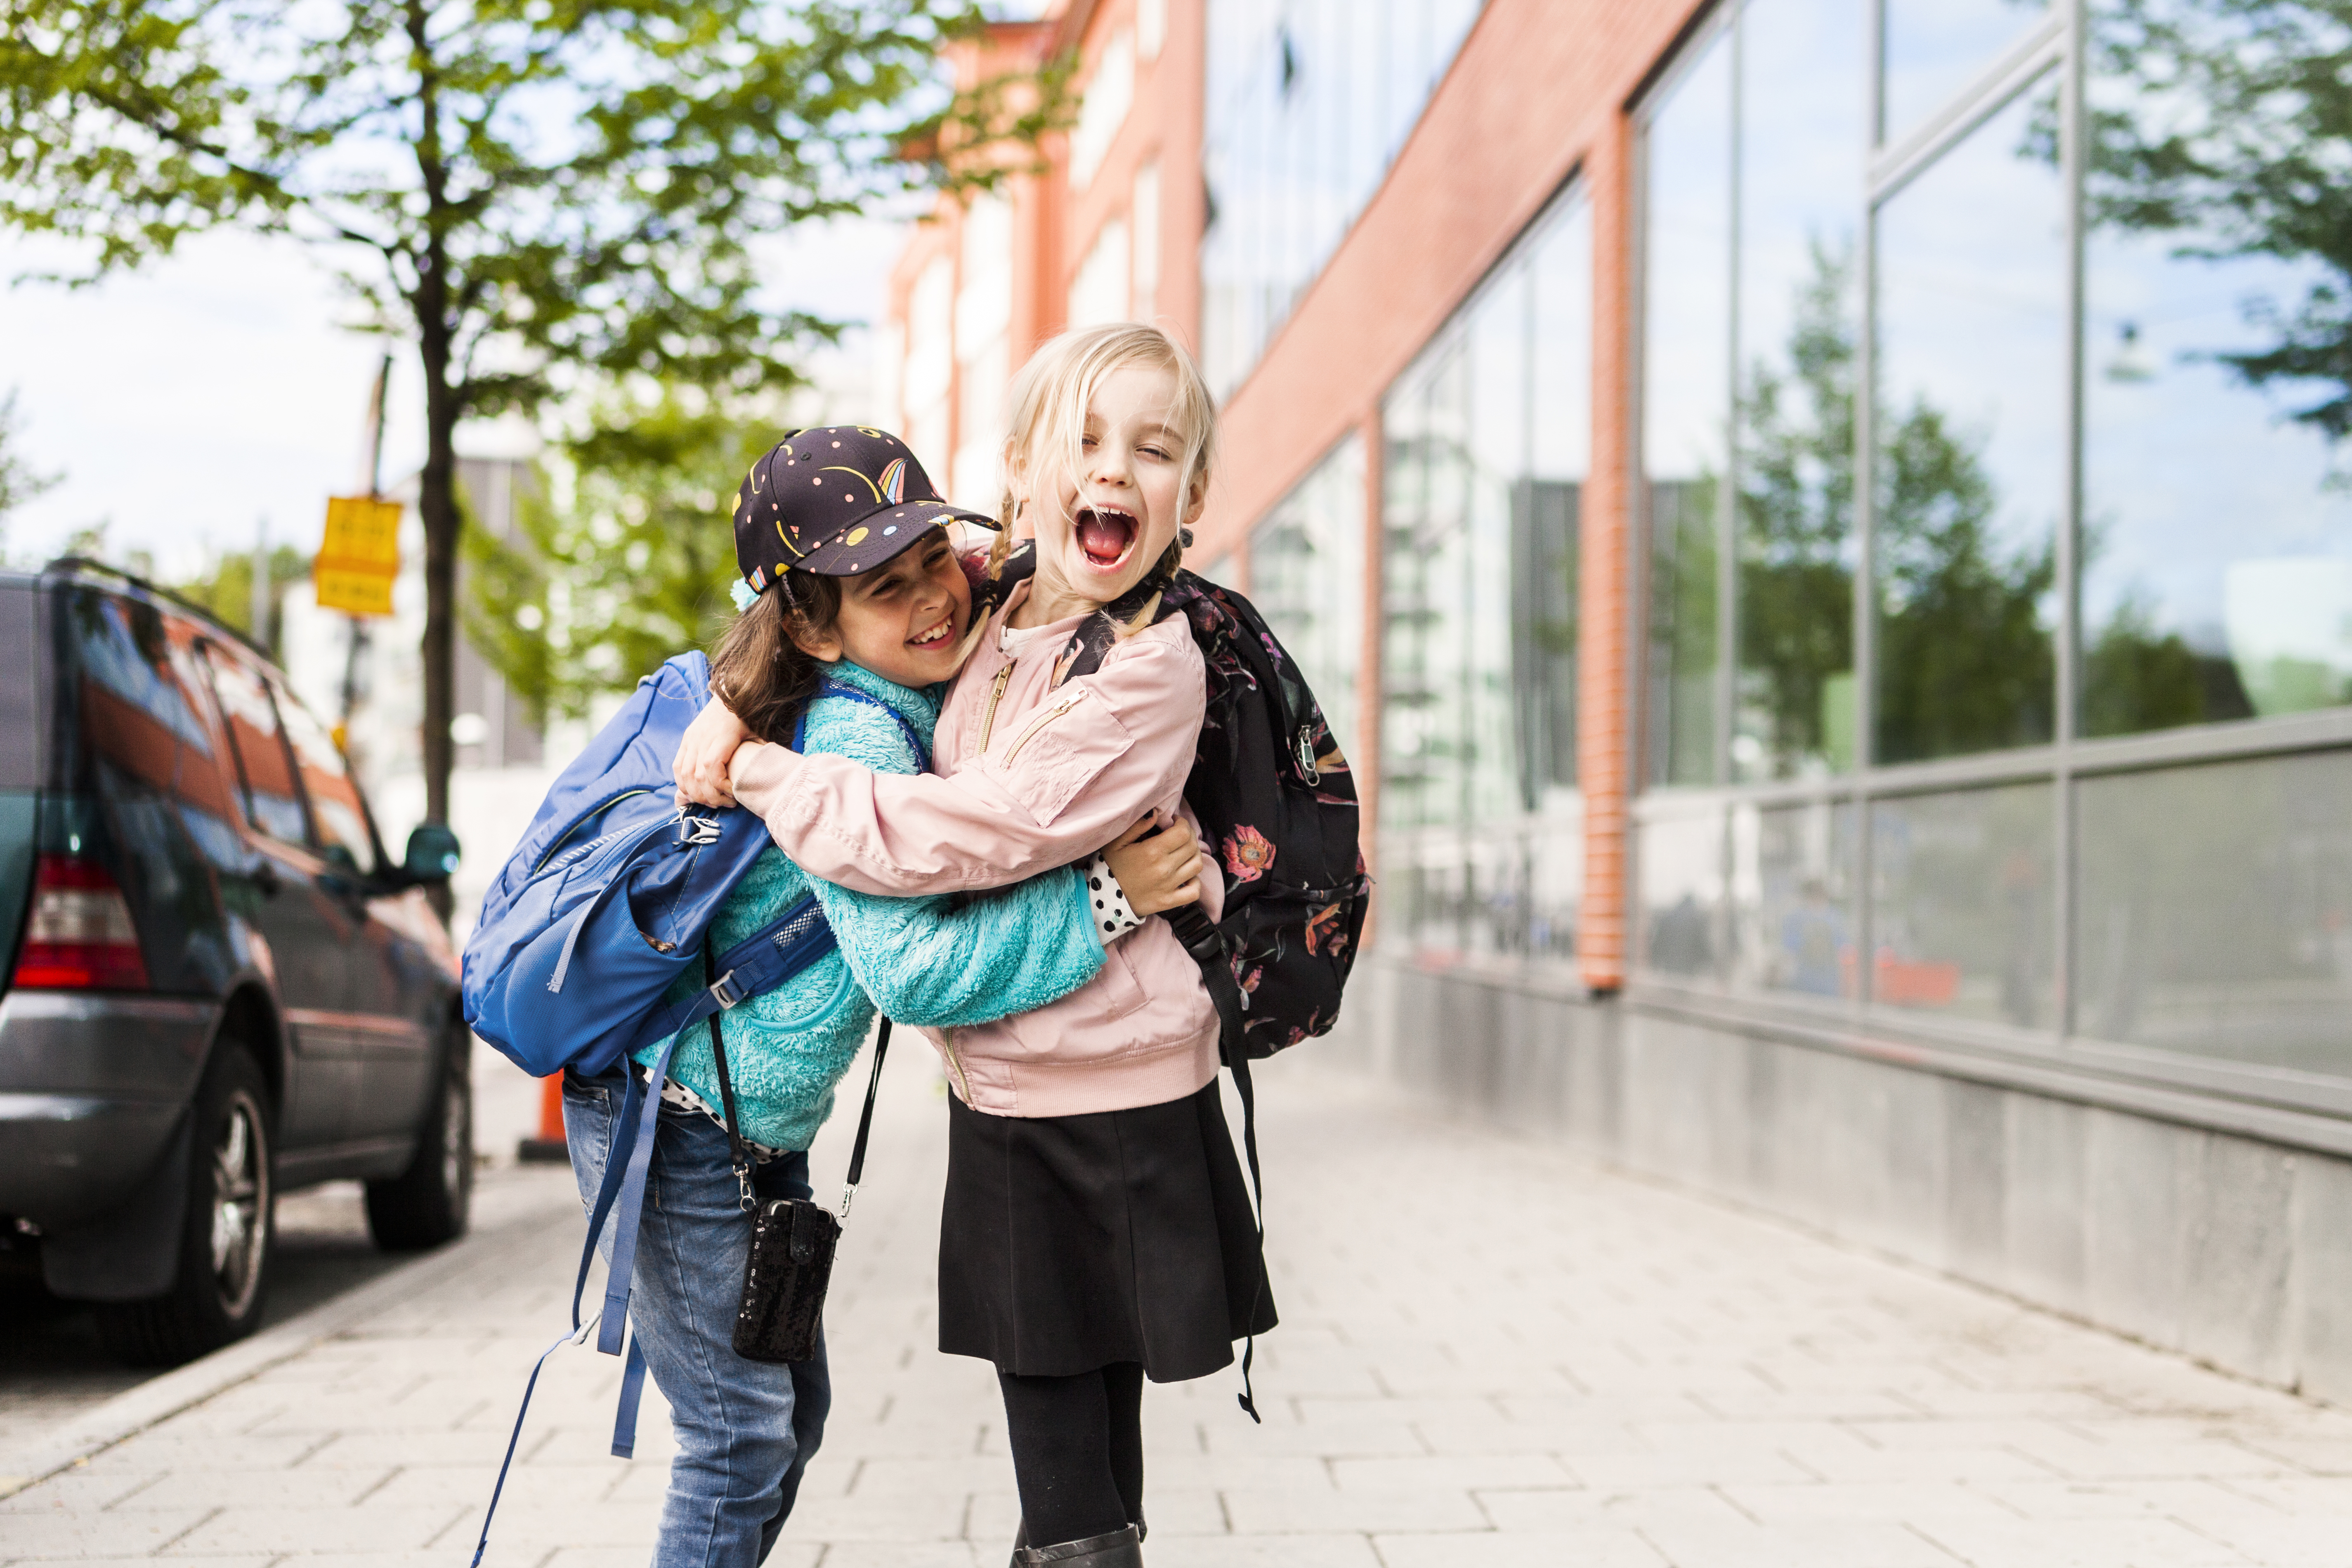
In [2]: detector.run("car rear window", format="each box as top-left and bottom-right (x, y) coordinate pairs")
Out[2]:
(58, 589), (241, 819)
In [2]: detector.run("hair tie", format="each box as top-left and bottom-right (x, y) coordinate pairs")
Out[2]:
(728, 578), (760, 613)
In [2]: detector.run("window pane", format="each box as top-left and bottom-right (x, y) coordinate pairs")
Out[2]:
(1869, 782), (2054, 1028)
(1729, 798), (1859, 999)
(1644, 30), (1734, 789)
(1638, 809), (1726, 981)
(1872, 80), (2065, 765)
(277, 687), (376, 874)
(1199, 0), (1481, 397)
(2080, 5), (2352, 735)
(2076, 753), (2352, 1078)
(1381, 335), (1465, 836)
(204, 649), (308, 846)
(1735, 0), (1865, 782)
(1881, 0), (2053, 146)
(1467, 265), (1527, 825)
(1252, 433), (1365, 768)
(1525, 198), (1592, 796)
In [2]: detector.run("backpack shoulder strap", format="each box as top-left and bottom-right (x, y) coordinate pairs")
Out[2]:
(798, 677), (931, 772)
(1048, 573), (1187, 691)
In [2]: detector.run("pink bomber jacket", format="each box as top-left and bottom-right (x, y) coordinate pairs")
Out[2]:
(727, 583), (1224, 1119)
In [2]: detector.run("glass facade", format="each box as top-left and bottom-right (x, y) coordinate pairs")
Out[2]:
(1249, 433), (1366, 767)
(1642, 0), (1867, 789)
(1382, 187), (1590, 963)
(1199, 0), (1485, 399)
(1634, 0), (2352, 1100)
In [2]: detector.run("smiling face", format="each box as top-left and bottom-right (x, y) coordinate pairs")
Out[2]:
(790, 528), (973, 688)
(1015, 360), (1204, 618)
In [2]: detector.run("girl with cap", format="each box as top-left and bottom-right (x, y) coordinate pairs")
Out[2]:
(677, 326), (1270, 1568)
(563, 423), (1207, 1568)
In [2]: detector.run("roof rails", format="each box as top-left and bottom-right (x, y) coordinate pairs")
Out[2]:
(41, 555), (276, 663)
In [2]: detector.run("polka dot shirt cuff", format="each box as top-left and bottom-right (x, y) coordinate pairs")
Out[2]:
(1082, 852), (1146, 944)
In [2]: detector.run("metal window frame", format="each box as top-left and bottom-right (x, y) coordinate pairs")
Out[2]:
(1627, 0), (2352, 1127)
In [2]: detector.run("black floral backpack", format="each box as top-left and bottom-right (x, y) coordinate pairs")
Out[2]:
(978, 541), (1371, 1417)
(980, 540), (1372, 1060)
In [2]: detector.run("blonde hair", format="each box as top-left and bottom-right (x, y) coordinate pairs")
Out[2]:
(988, 324), (1219, 623)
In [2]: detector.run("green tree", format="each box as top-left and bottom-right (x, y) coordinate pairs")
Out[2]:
(1733, 243), (2057, 770)
(1736, 245), (1856, 774)
(170, 542), (309, 656)
(466, 395), (772, 725)
(2086, 0), (2352, 447)
(0, 0), (1054, 831)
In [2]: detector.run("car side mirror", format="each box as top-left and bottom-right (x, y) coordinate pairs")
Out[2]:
(402, 822), (462, 884)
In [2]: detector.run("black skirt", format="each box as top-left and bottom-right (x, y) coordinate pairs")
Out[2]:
(937, 1079), (1277, 1383)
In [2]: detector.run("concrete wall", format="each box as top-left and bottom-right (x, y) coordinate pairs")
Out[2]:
(1329, 955), (2352, 1408)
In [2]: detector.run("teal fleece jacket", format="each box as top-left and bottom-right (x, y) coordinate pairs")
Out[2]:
(632, 661), (1106, 1150)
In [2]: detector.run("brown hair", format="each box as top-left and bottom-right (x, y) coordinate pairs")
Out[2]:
(706, 571), (846, 744)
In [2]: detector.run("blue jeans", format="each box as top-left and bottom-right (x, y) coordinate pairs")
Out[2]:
(562, 1069), (831, 1568)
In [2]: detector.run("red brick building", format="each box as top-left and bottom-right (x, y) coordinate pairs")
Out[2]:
(883, 0), (2352, 1404)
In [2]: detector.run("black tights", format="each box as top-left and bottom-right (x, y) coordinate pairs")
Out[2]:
(996, 1362), (1145, 1545)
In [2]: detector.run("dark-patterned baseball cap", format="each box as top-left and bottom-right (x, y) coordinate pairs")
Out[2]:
(731, 426), (994, 589)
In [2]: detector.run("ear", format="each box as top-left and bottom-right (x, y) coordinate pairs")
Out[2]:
(786, 615), (843, 662)
(1182, 469), (1209, 527)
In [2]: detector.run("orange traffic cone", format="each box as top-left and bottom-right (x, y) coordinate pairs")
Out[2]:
(517, 1074), (569, 1163)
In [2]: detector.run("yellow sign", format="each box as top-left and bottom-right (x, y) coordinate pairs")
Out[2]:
(315, 496), (404, 617)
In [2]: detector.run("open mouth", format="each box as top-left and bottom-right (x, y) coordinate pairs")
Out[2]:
(907, 613), (957, 650)
(1074, 506), (1139, 571)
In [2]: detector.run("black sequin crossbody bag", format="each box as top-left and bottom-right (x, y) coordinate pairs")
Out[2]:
(702, 956), (888, 1365)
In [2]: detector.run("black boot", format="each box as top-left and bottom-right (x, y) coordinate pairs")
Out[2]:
(1013, 1523), (1144, 1566)
(1007, 1518), (1026, 1568)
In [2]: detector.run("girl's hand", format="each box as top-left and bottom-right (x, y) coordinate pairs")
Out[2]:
(675, 696), (752, 808)
(1103, 813), (1206, 916)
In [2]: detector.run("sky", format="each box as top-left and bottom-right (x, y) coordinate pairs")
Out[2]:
(0, 213), (912, 580)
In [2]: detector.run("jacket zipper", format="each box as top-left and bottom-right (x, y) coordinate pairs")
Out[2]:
(940, 1032), (975, 1102)
(975, 661), (1015, 753)
(1003, 694), (1082, 766)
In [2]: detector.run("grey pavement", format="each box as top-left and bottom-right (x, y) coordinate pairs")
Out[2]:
(7, 1043), (2352, 1567)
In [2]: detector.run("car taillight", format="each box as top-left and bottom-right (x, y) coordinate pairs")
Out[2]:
(13, 853), (149, 991)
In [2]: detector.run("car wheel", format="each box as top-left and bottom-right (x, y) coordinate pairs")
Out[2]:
(364, 1030), (473, 1251)
(94, 1044), (275, 1367)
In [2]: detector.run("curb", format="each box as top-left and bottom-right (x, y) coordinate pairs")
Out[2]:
(0, 1186), (576, 1501)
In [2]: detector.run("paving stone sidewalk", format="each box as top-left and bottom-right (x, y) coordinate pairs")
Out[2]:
(7, 1045), (2352, 1568)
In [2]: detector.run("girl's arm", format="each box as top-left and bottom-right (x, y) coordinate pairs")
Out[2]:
(812, 870), (1096, 1029)
(728, 622), (1205, 897)
(808, 814), (1202, 1030)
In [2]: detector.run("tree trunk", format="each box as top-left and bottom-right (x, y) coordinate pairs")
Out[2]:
(417, 328), (459, 920)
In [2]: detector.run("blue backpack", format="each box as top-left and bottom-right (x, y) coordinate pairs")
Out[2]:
(461, 654), (922, 1565)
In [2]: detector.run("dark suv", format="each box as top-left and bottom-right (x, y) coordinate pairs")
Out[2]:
(0, 562), (470, 1365)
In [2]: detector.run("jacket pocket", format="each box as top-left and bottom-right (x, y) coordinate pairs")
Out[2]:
(979, 684), (1134, 826)
(1096, 941), (1148, 1020)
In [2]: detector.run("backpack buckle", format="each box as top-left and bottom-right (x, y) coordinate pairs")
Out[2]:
(708, 969), (747, 1009)
(675, 812), (723, 847)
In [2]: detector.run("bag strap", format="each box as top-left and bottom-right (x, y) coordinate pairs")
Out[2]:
(803, 677), (931, 771)
(704, 948), (758, 1213)
(1163, 902), (1265, 1424)
(839, 1018), (890, 1219)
